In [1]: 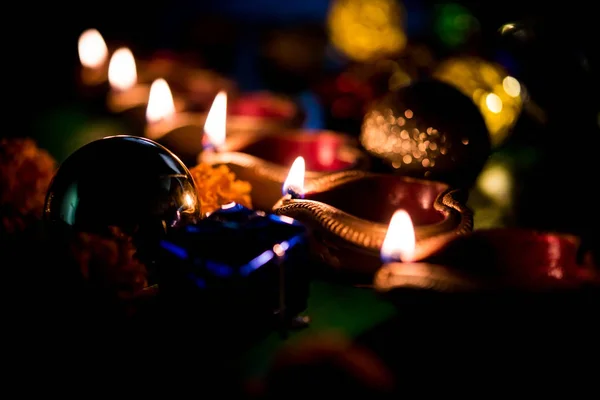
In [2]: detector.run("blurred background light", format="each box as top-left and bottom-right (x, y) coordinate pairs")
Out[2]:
(434, 3), (480, 48)
(327, 0), (407, 62)
(434, 57), (523, 147)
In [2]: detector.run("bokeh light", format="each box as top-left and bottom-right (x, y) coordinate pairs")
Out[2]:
(434, 3), (479, 48)
(476, 161), (513, 208)
(433, 57), (523, 147)
(468, 156), (516, 229)
(327, 0), (407, 62)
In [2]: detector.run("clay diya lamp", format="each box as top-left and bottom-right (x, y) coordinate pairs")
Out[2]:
(138, 51), (236, 110)
(198, 103), (370, 211)
(143, 53), (300, 134)
(192, 91), (304, 136)
(271, 164), (472, 278)
(76, 28), (112, 112)
(106, 49), (185, 135)
(373, 219), (599, 345)
(143, 80), (215, 166)
(375, 227), (600, 296)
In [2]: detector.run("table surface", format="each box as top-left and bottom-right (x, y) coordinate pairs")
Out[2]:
(27, 101), (599, 384)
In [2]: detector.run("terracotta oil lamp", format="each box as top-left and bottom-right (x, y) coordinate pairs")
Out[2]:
(198, 97), (369, 211)
(375, 226), (600, 294)
(272, 159), (472, 277)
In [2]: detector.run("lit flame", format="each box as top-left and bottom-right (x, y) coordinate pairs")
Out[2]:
(184, 193), (194, 209)
(381, 209), (415, 262)
(146, 79), (176, 124)
(204, 91), (227, 149)
(108, 48), (137, 91)
(282, 156), (305, 196)
(78, 29), (108, 68)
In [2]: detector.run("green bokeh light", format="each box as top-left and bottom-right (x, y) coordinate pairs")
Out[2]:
(434, 3), (479, 48)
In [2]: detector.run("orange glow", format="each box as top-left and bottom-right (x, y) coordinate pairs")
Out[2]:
(78, 29), (108, 68)
(381, 209), (415, 262)
(108, 48), (137, 91)
(282, 156), (305, 196)
(204, 91), (227, 150)
(146, 79), (176, 124)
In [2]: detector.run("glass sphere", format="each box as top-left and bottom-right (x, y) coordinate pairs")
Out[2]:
(360, 80), (491, 187)
(44, 135), (200, 241)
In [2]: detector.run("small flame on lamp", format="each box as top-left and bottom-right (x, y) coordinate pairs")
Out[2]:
(282, 156), (305, 197)
(381, 209), (416, 263)
(108, 48), (137, 91)
(184, 193), (195, 209)
(204, 91), (227, 150)
(78, 29), (108, 68)
(146, 78), (176, 124)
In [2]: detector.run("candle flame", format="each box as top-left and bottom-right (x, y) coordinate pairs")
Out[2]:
(282, 156), (305, 197)
(108, 48), (137, 91)
(146, 78), (176, 124)
(78, 29), (108, 68)
(204, 91), (227, 149)
(381, 209), (416, 262)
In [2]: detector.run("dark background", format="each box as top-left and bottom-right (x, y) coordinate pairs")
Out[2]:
(9, 1), (599, 104)
(5, 0), (600, 239)
(3, 1), (599, 391)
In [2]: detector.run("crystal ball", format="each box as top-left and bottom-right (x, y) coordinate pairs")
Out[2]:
(43, 135), (201, 244)
(360, 80), (491, 187)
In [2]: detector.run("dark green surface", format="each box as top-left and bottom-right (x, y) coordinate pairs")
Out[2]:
(32, 105), (125, 163)
(239, 280), (396, 378)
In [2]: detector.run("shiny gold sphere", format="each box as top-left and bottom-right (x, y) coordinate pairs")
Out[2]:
(361, 80), (491, 187)
(433, 57), (523, 147)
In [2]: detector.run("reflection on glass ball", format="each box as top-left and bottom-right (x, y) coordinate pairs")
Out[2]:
(327, 0), (407, 62)
(433, 57), (523, 147)
(44, 136), (200, 244)
(361, 80), (491, 187)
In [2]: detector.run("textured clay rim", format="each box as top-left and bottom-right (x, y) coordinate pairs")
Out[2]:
(200, 130), (370, 180)
(272, 170), (473, 253)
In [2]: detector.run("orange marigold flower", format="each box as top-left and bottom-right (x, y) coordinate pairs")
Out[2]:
(0, 138), (56, 234)
(189, 162), (252, 215)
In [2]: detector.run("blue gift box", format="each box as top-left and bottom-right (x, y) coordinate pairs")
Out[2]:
(156, 202), (310, 333)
